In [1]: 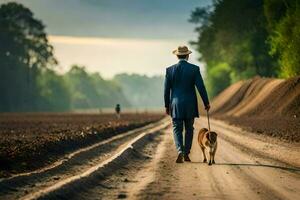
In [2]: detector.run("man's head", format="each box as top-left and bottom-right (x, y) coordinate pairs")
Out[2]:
(177, 54), (189, 60)
(172, 45), (192, 60)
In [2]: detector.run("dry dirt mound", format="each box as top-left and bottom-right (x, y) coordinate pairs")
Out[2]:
(210, 76), (300, 142)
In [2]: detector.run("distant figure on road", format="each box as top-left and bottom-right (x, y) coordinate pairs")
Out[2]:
(164, 46), (210, 163)
(115, 104), (121, 119)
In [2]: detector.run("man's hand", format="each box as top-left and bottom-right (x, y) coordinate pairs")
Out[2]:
(165, 107), (170, 115)
(205, 104), (210, 111)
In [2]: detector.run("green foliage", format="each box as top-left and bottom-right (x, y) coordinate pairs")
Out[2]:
(37, 69), (70, 111)
(206, 63), (232, 98)
(190, 0), (279, 97)
(65, 65), (130, 109)
(64, 66), (99, 109)
(265, 0), (300, 78)
(113, 73), (164, 108)
(0, 2), (57, 111)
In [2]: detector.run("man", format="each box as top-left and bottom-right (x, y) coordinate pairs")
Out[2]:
(164, 46), (210, 163)
(115, 104), (121, 119)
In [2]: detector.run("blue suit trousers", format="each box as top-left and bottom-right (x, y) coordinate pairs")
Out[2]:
(172, 118), (194, 155)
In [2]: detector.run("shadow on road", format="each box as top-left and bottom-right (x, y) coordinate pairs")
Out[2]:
(188, 162), (300, 172)
(215, 163), (300, 172)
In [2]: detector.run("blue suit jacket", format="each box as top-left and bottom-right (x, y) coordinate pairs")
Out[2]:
(164, 60), (209, 119)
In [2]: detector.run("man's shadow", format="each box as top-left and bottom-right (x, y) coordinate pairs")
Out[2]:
(190, 162), (300, 172)
(215, 163), (300, 172)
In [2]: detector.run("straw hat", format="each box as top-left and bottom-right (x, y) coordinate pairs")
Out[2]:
(172, 46), (192, 55)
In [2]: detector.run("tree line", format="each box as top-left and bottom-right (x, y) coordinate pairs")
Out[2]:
(190, 0), (300, 97)
(0, 2), (164, 112)
(114, 73), (164, 108)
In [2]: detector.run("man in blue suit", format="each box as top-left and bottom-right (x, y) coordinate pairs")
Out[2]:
(164, 46), (210, 163)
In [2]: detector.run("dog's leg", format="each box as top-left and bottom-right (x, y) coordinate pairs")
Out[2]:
(212, 143), (217, 164)
(208, 149), (213, 166)
(212, 148), (216, 164)
(201, 147), (207, 163)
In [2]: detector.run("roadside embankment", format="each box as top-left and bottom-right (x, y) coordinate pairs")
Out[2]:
(207, 76), (300, 142)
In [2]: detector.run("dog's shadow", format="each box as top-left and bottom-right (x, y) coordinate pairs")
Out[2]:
(191, 162), (300, 172)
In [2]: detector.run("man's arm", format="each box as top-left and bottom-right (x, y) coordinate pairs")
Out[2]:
(164, 69), (171, 114)
(195, 67), (210, 110)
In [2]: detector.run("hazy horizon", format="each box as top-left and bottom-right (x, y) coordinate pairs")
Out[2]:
(49, 35), (206, 78)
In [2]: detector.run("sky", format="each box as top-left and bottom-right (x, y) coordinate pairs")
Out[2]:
(1, 0), (212, 78)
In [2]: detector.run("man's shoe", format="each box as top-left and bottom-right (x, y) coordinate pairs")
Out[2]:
(184, 154), (191, 162)
(176, 153), (184, 163)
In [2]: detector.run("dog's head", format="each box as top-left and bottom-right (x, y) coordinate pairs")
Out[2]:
(206, 131), (218, 144)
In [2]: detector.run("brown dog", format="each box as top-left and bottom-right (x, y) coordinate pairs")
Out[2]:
(197, 128), (218, 165)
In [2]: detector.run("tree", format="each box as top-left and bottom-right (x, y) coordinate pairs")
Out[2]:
(64, 65), (100, 109)
(206, 63), (231, 98)
(0, 2), (57, 111)
(264, 0), (300, 77)
(190, 0), (279, 97)
(65, 65), (130, 109)
(113, 73), (164, 108)
(37, 69), (70, 111)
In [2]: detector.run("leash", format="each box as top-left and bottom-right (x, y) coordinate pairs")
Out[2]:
(206, 110), (212, 143)
(206, 110), (211, 132)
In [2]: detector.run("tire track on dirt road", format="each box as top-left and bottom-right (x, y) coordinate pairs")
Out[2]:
(0, 118), (170, 200)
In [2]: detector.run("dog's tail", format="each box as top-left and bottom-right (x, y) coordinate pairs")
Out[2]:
(199, 128), (208, 133)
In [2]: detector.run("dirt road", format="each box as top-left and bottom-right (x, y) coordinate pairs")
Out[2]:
(131, 119), (300, 200)
(1, 117), (299, 200)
